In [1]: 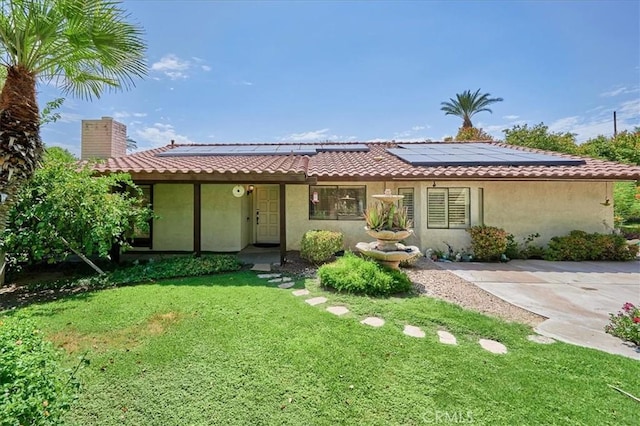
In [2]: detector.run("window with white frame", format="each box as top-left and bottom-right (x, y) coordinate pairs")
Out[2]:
(309, 185), (366, 220)
(427, 187), (470, 228)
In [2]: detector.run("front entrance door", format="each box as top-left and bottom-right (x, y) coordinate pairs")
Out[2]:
(255, 185), (280, 244)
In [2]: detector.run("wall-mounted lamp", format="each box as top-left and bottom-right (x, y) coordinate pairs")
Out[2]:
(247, 185), (254, 195)
(432, 181), (436, 188)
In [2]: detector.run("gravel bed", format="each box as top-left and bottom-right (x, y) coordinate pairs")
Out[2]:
(277, 252), (545, 327)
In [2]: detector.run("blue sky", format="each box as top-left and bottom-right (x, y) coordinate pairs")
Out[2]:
(39, 0), (640, 156)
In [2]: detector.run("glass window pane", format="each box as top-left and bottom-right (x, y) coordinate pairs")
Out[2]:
(309, 185), (365, 220)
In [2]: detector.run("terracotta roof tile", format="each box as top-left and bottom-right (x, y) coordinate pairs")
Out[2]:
(94, 142), (640, 181)
(94, 145), (310, 176)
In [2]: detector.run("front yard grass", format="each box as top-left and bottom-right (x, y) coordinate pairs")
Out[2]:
(4, 270), (639, 425)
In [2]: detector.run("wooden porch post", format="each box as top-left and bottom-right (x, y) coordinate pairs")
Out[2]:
(194, 183), (201, 256)
(279, 183), (286, 265)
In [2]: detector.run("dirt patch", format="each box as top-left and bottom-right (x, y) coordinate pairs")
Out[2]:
(49, 311), (183, 354)
(146, 311), (180, 335)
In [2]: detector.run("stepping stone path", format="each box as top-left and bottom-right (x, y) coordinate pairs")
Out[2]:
(268, 277), (292, 283)
(437, 330), (458, 345)
(326, 306), (349, 316)
(305, 297), (328, 306)
(257, 273), (281, 279)
(479, 339), (508, 354)
(527, 335), (556, 344)
(403, 325), (426, 338)
(270, 276), (513, 354)
(360, 317), (385, 327)
(278, 282), (295, 289)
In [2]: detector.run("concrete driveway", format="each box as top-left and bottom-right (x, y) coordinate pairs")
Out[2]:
(437, 259), (640, 359)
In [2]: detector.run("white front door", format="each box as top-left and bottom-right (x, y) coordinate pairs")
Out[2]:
(255, 185), (280, 244)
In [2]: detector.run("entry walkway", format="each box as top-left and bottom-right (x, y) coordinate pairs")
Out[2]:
(437, 259), (640, 359)
(237, 245), (280, 270)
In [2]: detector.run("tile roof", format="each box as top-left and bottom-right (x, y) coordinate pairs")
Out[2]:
(93, 145), (310, 176)
(93, 142), (640, 181)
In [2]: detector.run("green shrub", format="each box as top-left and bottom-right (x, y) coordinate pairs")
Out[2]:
(300, 230), (344, 265)
(108, 254), (242, 285)
(31, 255), (243, 292)
(605, 302), (640, 346)
(467, 226), (508, 262)
(1, 315), (76, 425)
(505, 233), (544, 260)
(545, 231), (638, 261)
(318, 252), (413, 296)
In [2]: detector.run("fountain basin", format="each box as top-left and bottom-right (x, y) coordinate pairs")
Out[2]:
(356, 241), (422, 270)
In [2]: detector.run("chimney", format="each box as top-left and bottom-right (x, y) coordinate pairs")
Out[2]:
(81, 116), (127, 160)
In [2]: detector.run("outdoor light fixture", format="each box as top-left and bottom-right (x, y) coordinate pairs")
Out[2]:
(432, 181), (436, 187)
(247, 185), (255, 195)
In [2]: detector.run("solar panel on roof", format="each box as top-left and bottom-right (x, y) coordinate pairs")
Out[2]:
(156, 144), (369, 157)
(388, 144), (585, 167)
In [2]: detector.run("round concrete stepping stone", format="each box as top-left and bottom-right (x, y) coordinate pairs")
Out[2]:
(527, 335), (556, 344)
(268, 277), (292, 283)
(403, 325), (426, 338)
(292, 289), (309, 297)
(479, 339), (508, 354)
(257, 273), (281, 279)
(278, 282), (295, 289)
(326, 306), (349, 316)
(437, 330), (458, 345)
(360, 317), (385, 327)
(305, 297), (328, 306)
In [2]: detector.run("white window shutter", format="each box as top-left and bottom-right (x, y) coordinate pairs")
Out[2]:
(427, 188), (448, 228)
(448, 188), (469, 228)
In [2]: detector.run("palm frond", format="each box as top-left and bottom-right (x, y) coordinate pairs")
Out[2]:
(440, 88), (503, 128)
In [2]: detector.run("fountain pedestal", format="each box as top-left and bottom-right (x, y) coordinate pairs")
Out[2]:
(356, 190), (422, 269)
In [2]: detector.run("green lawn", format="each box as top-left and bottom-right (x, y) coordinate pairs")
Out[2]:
(7, 271), (640, 425)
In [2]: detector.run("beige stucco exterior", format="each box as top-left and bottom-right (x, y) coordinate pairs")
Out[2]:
(287, 180), (613, 254)
(201, 184), (251, 252)
(152, 184), (194, 251)
(147, 180), (614, 255)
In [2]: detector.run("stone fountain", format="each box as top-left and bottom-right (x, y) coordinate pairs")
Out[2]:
(356, 189), (422, 269)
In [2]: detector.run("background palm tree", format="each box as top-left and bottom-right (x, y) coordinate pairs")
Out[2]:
(440, 89), (503, 129)
(0, 0), (147, 210)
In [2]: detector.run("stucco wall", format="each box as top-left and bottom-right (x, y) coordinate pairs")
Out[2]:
(153, 184), (194, 251)
(201, 184), (246, 252)
(285, 180), (613, 254)
(482, 180), (612, 244)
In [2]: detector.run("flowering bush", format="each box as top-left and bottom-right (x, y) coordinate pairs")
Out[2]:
(605, 302), (640, 346)
(545, 230), (638, 261)
(467, 225), (508, 262)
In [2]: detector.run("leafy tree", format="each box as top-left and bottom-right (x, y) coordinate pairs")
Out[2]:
(1, 147), (153, 270)
(503, 123), (579, 154)
(454, 126), (494, 141)
(0, 0), (147, 223)
(578, 129), (640, 165)
(441, 89), (503, 129)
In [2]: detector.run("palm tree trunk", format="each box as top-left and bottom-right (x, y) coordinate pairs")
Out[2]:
(462, 117), (473, 129)
(0, 66), (43, 284)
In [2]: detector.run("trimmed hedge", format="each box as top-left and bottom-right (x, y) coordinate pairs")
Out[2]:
(318, 252), (413, 296)
(300, 230), (344, 265)
(545, 230), (638, 261)
(467, 225), (508, 262)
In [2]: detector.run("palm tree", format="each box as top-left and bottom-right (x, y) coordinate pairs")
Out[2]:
(0, 0), (147, 209)
(440, 89), (503, 129)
